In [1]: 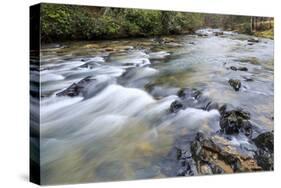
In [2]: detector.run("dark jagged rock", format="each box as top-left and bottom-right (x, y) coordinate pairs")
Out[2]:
(168, 88), (216, 113)
(219, 108), (252, 137)
(253, 131), (274, 170)
(170, 100), (184, 113)
(56, 76), (94, 97)
(228, 79), (241, 91)
(190, 133), (261, 174)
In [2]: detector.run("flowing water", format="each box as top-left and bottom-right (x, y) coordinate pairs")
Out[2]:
(31, 29), (274, 184)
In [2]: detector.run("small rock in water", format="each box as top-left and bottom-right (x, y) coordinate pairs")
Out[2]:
(230, 66), (238, 71)
(248, 37), (259, 43)
(176, 87), (216, 111)
(229, 66), (248, 71)
(214, 31), (224, 36)
(238, 67), (248, 71)
(219, 107), (252, 137)
(178, 88), (202, 99)
(228, 79), (241, 91)
(56, 76), (94, 97)
(170, 100), (184, 113)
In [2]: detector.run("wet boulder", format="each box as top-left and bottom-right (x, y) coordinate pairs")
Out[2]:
(253, 131), (273, 152)
(175, 88), (216, 111)
(253, 131), (274, 170)
(170, 100), (184, 113)
(219, 107), (253, 137)
(178, 88), (202, 99)
(228, 79), (241, 91)
(190, 133), (262, 174)
(56, 76), (95, 97)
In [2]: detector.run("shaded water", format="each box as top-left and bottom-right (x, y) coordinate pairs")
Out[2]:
(33, 29), (273, 184)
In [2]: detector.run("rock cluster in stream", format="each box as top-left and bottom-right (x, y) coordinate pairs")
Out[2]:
(166, 87), (273, 176)
(169, 88), (219, 113)
(56, 76), (94, 97)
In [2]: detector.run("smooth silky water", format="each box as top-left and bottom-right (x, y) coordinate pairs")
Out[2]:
(33, 29), (273, 184)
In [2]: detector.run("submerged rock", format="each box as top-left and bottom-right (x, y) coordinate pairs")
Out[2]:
(190, 133), (261, 174)
(228, 79), (241, 91)
(219, 106), (252, 137)
(253, 131), (274, 170)
(56, 76), (95, 97)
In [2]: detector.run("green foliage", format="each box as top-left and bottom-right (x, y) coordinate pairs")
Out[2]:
(41, 4), (95, 41)
(40, 4), (206, 43)
(93, 16), (121, 37)
(41, 4), (258, 43)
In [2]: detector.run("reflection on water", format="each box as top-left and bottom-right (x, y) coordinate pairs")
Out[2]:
(32, 29), (273, 184)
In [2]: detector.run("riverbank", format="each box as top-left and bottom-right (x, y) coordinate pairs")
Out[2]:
(254, 28), (274, 39)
